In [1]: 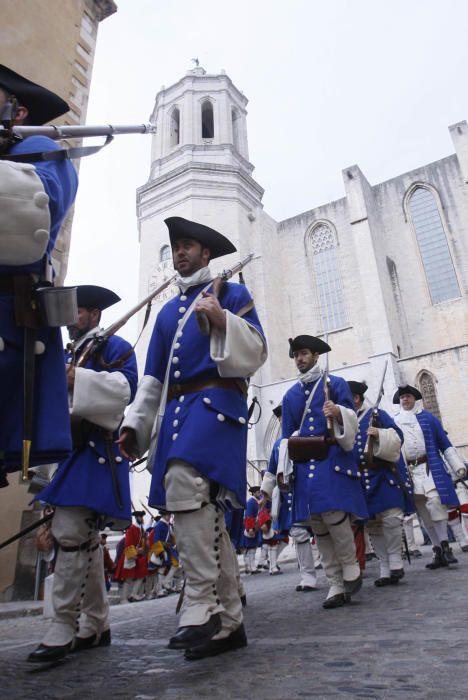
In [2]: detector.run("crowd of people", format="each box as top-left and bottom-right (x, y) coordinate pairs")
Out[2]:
(0, 64), (466, 668)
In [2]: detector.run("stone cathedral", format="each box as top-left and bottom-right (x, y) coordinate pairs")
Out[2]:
(133, 64), (468, 496)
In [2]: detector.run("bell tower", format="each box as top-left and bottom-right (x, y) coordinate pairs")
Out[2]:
(135, 64), (265, 348)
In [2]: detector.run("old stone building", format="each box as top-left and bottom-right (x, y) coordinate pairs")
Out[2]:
(0, 0), (117, 600)
(133, 64), (468, 498)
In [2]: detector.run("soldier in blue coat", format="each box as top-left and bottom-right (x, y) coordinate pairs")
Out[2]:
(0, 65), (78, 486)
(393, 385), (466, 570)
(348, 381), (413, 587)
(28, 286), (137, 664)
(239, 486), (263, 573)
(262, 335), (366, 609)
(119, 217), (267, 660)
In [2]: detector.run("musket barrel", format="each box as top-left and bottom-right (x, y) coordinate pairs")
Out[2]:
(1, 123), (156, 139)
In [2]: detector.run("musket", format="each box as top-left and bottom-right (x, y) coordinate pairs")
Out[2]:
(68, 273), (178, 368)
(0, 123), (156, 162)
(0, 512), (53, 552)
(363, 360), (388, 462)
(0, 123), (156, 139)
(323, 334), (335, 440)
(196, 253), (257, 335)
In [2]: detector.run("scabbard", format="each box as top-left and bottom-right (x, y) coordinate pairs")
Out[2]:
(104, 432), (123, 510)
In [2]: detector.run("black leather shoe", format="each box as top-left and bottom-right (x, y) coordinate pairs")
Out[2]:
(185, 624), (247, 660)
(374, 577), (392, 587)
(343, 574), (362, 596)
(27, 642), (72, 663)
(296, 584), (317, 592)
(322, 593), (346, 609)
(426, 546), (448, 569)
(72, 629), (111, 652)
(168, 613), (221, 650)
(240, 594), (247, 607)
(390, 568), (405, 583)
(441, 541), (458, 565)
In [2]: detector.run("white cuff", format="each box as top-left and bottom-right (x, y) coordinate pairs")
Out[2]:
(0, 161), (50, 265)
(71, 368), (131, 432)
(333, 406), (358, 452)
(121, 375), (162, 457)
(261, 471), (276, 499)
(444, 446), (467, 479)
(210, 311), (267, 378)
(373, 428), (402, 463)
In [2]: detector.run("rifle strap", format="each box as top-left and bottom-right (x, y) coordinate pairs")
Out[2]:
(0, 134), (114, 163)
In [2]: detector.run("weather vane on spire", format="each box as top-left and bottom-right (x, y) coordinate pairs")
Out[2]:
(191, 57), (200, 67)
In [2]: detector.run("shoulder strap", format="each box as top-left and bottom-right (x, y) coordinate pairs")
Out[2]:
(297, 374), (323, 433)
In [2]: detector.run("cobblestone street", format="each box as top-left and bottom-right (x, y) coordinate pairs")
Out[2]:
(0, 546), (467, 700)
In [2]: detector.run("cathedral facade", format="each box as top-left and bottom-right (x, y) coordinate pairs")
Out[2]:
(134, 65), (468, 489)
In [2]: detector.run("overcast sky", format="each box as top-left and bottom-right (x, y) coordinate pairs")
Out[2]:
(66, 0), (468, 343)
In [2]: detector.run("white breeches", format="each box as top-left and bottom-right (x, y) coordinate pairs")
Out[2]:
(309, 511), (359, 598)
(367, 508), (404, 577)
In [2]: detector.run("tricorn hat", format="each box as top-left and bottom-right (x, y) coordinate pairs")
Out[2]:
(348, 381), (368, 397)
(392, 385), (422, 404)
(0, 64), (70, 125)
(76, 285), (120, 311)
(249, 485), (261, 495)
(288, 335), (331, 358)
(164, 217), (237, 260)
(132, 510), (145, 518)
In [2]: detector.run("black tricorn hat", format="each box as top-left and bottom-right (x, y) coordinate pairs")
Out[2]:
(249, 485), (261, 494)
(348, 381), (368, 397)
(0, 64), (70, 125)
(164, 217), (237, 260)
(132, 510), (145, 517)
(392, 385), (422, 404)
(76, 285), (120, 311)
(288, 335), (331, 358)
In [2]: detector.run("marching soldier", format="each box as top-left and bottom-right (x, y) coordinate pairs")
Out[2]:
(28, 285), (137, 663)
(240, 486), (263, 574)
(118, 217), (267, 660)
(348, 380), (412, 587)
(114, 511), (148, 602)
(0, 65), (78, 486)
(393, 385), (466, 569)
(262, 335), (366, 609)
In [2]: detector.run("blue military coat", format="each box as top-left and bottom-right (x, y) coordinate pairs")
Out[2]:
(403, 410), (459, 507)
(282, 375), (368, 522)
(0, 136), (78, 481)
(239, 496), (262, 549)
(38, 335), (138, 529)
(145, 280), (264, 509)
(355, 408), (413, 518)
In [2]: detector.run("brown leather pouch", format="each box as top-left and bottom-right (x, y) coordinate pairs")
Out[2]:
(288, 436), (331, 462)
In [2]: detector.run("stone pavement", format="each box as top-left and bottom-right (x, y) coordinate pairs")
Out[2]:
(0, 545), (467, 700)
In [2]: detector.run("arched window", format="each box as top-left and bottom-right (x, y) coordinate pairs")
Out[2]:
(418, 371), (442, 421)
(263, 414), (281, 458)
(201, 100), (214, 139)
(160, 244), (171, 268)
(169, 107), (180, 147)
(407, 187), (460, 304)
(231, 108), (241, 151)
(307, 222), (348, 332)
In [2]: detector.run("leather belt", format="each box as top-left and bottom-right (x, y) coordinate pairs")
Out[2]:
(167, 378), (247, 402)
(60, 541), (99, 553)
(407, 455), (427, 467)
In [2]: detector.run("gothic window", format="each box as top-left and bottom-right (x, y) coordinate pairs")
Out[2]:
(201, 100), (214, 139)
(232, 108), (241, 151)
(263, 414), (281, 457)
(169, 107), (180, 147)
(160, 244), (171, 268)
(418, 371), (441, 421)
(307, 222), (348, 332)
(407, 187), (460, 304)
